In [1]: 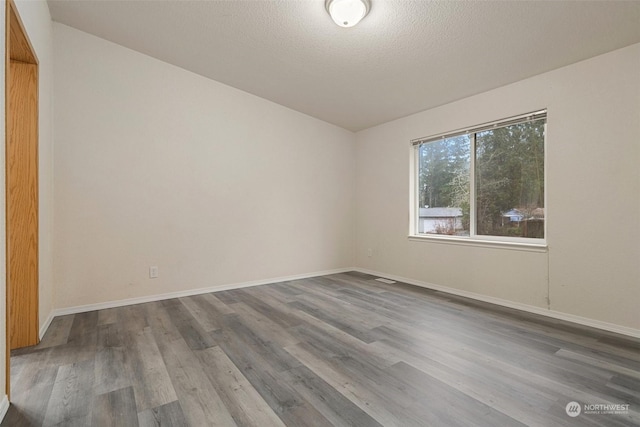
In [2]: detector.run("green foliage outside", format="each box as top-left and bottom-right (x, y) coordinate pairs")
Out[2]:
(418, 135), (470, 213)
(418, 119), (545, 238)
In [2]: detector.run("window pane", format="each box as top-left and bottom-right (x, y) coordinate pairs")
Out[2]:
(417, 135), (470, 236)
(475, 118), (545, 238)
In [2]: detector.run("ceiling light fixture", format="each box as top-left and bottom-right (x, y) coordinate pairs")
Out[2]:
(325, 0), (371, 28)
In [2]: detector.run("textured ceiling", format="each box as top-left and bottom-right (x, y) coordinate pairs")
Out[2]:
(47, 0), (640, 131)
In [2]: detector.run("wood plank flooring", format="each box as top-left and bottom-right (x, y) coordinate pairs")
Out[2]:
(3, 271), (639, 426)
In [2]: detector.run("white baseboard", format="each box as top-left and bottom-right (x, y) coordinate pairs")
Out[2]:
(51, 267), (353, 318)
(43, 266), (640, 341)
(354, 267), (640, 339)
(39, 311), (55, 340)
(0, 395), (9, 423)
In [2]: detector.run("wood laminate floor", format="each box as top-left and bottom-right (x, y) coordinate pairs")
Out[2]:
(3, 272), (639, 426)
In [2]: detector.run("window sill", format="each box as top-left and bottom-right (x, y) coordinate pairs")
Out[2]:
(407, 234), (548, 252)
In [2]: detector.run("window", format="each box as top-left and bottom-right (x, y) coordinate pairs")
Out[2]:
(412, 111), (546, 244)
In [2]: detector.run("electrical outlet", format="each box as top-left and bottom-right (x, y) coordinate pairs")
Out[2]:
(149, 266), (159, 279)
(367, 248), (373, 257)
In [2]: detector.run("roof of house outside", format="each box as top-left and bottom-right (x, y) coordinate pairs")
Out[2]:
(503, 208), (545, 219)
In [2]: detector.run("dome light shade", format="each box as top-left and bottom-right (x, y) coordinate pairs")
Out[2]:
(325, 0), (371, 28)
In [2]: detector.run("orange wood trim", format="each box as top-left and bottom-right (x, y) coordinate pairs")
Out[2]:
(8, 0), (37, 64)
(7, 61), (39, 351)
(4, 0), (9, 400)
(5, 0), (39, 398)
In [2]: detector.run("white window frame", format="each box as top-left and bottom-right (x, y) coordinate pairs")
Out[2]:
(409, 111), (548, 252)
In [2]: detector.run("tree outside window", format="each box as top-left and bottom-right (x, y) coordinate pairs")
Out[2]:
(415, 113), (545, 241)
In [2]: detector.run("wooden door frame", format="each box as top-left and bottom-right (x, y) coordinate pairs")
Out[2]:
(5, 0), (39, 398)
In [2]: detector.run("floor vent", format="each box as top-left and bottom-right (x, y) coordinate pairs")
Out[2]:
(375, 278), (396, 284)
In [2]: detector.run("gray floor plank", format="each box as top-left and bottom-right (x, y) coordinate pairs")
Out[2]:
(42, 359), (95, 427)
(37, 316), (74, 349)
(158, 337), (237, 427)
(196, 346), (287, 427)
(4, 378), (57, 426)
(179, 295), (225, 332)
(283, 340), (412, 426)
(137, 400), (188, 427)
(5, 272), (639, 427)
(66, 311), (98, 348)
(232, 289), (302, 329)
(281, 365), (384, 427)
(230, 302), (300, 348)
(126, 326), (178, 412)
(97, 307), (125, 326)
(211, 324), (334, 426)
(91, 386), (139, 427)
(169, 300), (218, 350)
(143, 300), (183, 344)
(94, 346), (132, 396)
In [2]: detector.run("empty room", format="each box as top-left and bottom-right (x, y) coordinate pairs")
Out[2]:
(1, 0), (639, 426)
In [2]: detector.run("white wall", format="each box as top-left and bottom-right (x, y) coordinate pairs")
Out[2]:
(14, 0), (55, 341)
(45, 13), (640, 335)
(53, 24), (355, 309)
(355, 43), (640, 332)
